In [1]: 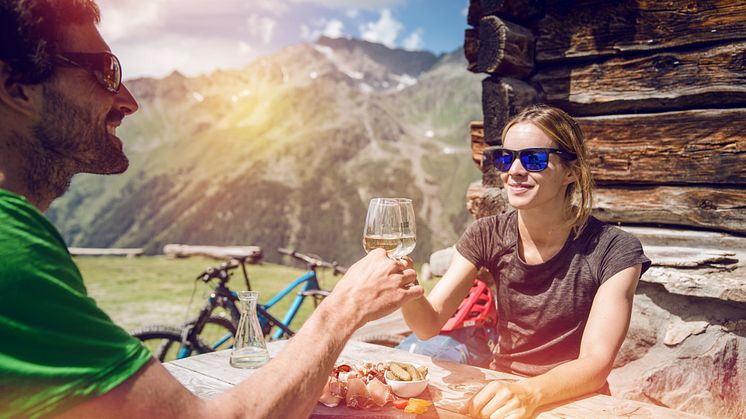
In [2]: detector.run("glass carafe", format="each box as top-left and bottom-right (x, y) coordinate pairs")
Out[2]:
(229, 291), (269, 368)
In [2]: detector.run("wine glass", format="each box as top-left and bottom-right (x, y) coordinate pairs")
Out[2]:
(363, 198), (402, 257)
(392, 198), (416, 259)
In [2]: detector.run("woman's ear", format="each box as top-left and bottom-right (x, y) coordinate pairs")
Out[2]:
(562, 164), (578, 186)
(0, 61), (43, 117)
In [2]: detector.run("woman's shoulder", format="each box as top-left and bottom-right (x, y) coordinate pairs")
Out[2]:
(576, 217), (646, 258)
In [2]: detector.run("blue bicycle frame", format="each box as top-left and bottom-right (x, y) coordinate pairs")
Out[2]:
(258, 270), (319, 340)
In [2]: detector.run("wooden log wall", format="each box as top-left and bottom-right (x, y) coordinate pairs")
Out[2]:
(464, 0), (746, 235)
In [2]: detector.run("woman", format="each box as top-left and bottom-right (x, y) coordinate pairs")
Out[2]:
(402, 105), (650, 418)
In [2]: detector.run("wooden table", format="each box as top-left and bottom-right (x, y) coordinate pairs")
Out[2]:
(165, 340), (701, 418)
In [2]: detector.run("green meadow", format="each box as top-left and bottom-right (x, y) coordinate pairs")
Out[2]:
(76, 256), (435, 334)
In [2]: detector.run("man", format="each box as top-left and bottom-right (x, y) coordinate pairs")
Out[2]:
(0, 1), (423, 417)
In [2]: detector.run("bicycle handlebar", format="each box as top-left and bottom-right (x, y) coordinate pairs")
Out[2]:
(196, 259), (239, 282)
(278, 248), (347, 275)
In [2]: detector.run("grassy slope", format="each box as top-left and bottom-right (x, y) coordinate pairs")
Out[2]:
(77, 256), (437, 334)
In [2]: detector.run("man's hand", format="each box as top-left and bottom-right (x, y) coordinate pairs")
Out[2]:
(467, 380), (539, 419)
(329, 248), (423, 327)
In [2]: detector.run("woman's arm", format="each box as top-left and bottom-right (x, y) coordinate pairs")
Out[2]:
(401, 251), (478, 339)
(468, 264), (642, 419)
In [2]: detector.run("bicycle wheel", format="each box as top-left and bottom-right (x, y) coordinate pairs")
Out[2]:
(131, 325), (186, 362)
(191, 316), (236, 352)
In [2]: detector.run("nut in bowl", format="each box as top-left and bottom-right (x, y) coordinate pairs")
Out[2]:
(383, 361), (430, 398)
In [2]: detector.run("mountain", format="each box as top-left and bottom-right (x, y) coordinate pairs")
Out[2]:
(47, 37), (484, 265)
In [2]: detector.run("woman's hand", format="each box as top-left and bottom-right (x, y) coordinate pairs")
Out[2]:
(467, 380), (539, 419)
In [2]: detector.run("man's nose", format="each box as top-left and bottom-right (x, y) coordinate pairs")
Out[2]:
(114, 83), (139, 116)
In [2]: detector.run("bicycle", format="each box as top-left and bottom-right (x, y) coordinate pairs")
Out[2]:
(131, 248), (347, 362)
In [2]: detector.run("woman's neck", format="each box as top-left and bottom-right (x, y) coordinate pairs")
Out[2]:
(516, 206), (573, 264)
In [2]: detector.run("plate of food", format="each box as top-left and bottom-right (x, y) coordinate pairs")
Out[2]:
(318, 361), (431, 410)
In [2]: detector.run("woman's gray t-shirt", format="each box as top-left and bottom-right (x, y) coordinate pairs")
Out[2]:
(455, 211), (651, 377)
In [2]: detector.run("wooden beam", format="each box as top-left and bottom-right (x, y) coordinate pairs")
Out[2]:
(464, 28), (479, 73)
(69, 248), (143, 257)
(533, 41), (746, 115)
(466, 180), (746, 235)
(477, 16), (534, 77)
(593, 186), (746, 235)
(578, 109), (746, 185)
(533, 0), (746, 63)
(482, 77), (538, 144)
(474, 109), (746, 185)
(470, 121), (485, 168)
(468, 0), (482, 27)
(481, 0), (546, 22)
(162, 244), (263, 262)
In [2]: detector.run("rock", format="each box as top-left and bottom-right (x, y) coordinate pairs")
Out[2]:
(663, 319), (709, 346)
(429, 247), (455, 276)
(613, 309), (658, 368)
(609, 282), (746, 418)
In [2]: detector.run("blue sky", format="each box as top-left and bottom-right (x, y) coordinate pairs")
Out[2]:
(97, 0), (470, 79)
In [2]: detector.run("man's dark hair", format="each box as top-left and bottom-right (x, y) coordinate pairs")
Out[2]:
(0, 0), (100, 84)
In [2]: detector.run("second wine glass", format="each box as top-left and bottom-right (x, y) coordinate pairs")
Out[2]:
(392, 198), (416, 259)
(363, 198), (402, 257)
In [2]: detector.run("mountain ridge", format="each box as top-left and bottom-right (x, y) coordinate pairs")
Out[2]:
(47, 37), (483, 265)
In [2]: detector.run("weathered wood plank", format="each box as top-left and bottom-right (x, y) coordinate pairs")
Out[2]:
(481, 0), (546, 22)
(643, 246), (737, 268)
(469, 121), (485, 168)
(621, 225), (746, 252)
(68, 247), (143, 257)
(163, 363), (233, 399)
(533, 41), (746, 115)
(482, 77), (538, 144)
(593, 186), (746, 235)
(465, 178), (746, 234)
(162, 244), (262, 262)
(167, 341), (699, 418)
(533, 0), (746, 63)
(467, 0), (482, 27)
(579, 109), (746, 184)
(477, 16), (535, 77)
(472, 109), (746, 185)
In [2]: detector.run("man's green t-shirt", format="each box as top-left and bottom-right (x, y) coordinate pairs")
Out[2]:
(0, 189), (152, 417)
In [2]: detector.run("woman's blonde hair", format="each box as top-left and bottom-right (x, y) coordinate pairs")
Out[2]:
(500, 104), (594, 239)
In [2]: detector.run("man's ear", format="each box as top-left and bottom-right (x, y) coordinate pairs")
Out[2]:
(0, 61), (44, 117)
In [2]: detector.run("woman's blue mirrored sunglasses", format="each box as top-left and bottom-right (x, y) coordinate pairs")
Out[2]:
(485, 147), (577, 172)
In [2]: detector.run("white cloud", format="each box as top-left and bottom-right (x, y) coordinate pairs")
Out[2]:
(359, 9), (403, 48)
(98, 1), (161, 42)
(345, 9), (359, 18)
(290, 0), (402, 11)
(402, 28), (424, 51)
(462, 2), (469, 16)
(117, 34), (258, 79)
(323, 19), (345, 38)
(247, 14), (277, 45)
(238, 41), (254, 54)
(300, 18), (346, 41)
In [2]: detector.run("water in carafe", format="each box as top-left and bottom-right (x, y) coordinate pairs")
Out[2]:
(230, 291), (269, 368)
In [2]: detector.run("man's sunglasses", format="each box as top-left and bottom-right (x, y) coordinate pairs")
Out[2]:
(485, 147), (577, 172)
(55, 52), (122, 94)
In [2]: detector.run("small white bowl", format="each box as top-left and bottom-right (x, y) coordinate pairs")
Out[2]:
(384, 362), (430, 398)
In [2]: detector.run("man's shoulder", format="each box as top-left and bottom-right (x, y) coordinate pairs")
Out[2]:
(0, 189), (78, 289)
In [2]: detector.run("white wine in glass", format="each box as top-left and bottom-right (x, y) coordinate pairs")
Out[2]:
(363, 198), (402, 256)
(393, 198), (416, 259)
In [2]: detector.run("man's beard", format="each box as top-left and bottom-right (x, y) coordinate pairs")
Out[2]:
(26, 85), (129, 199)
